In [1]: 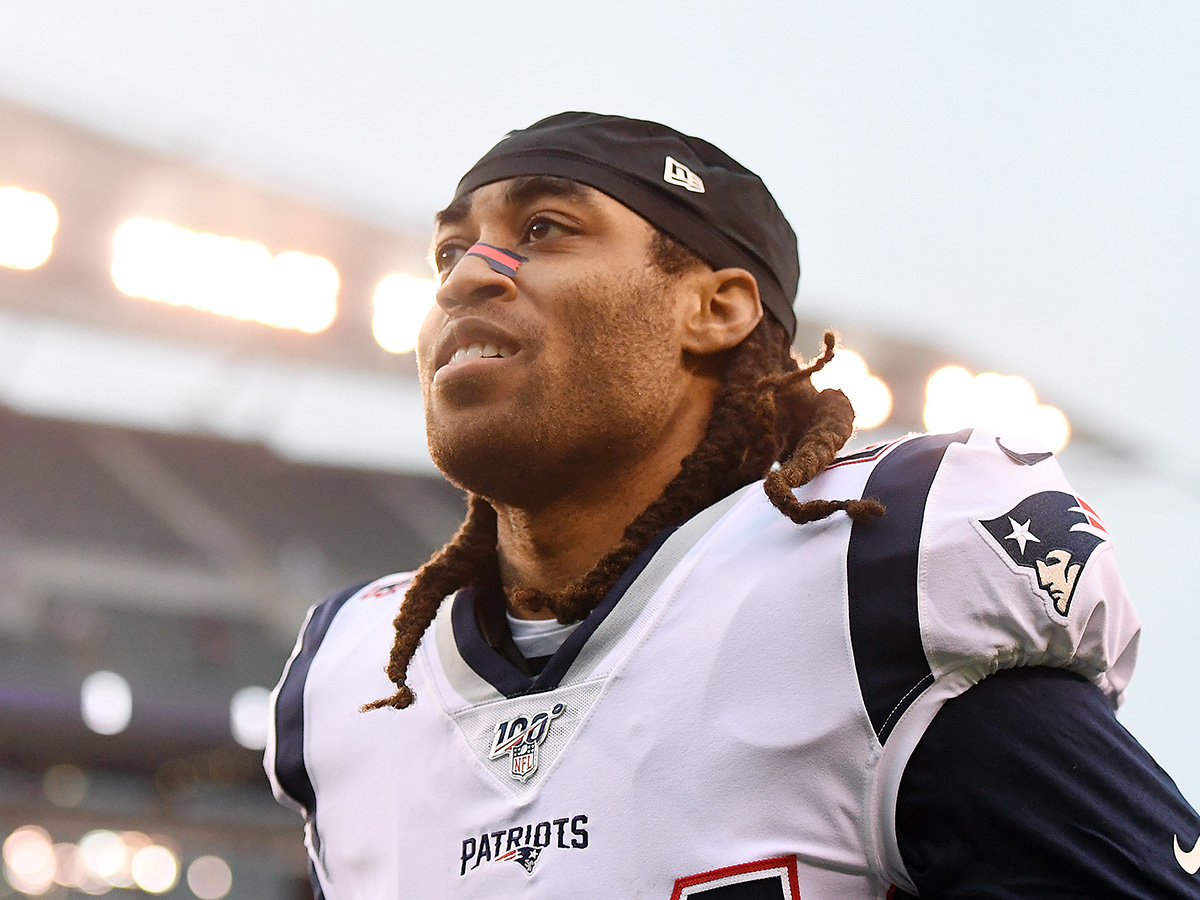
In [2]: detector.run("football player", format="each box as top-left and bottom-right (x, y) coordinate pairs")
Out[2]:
(267, 113), (1200, 899)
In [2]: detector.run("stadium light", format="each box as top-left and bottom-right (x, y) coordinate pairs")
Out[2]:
(78, 829), (130, 886)
(43, 763), (89, 808)
(3, 825), (56, 894)
(81, 670), (132, 735)
(53, 841), (93, 891)
(924, 365), (1070, 451)
(372, 273), (437, 354)
(188, 855), (234, 900)
(131, 844), (179, 893)
(111, 218), (338, 333)
(0, 185), (58, 269)
(230, 686), (271, 750)
(2, 825), (200, 897)
(809, 347), (893, 430)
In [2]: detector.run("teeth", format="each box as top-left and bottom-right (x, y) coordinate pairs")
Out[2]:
(446, 342), (514, 366)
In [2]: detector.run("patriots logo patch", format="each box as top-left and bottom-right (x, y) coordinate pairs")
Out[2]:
(498, 845), (542, 874)
(360, 579), (408, 601)
(980, 491), (1108, 618)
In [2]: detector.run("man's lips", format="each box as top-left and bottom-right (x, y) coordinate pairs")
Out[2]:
(446, 341), (515, 366)
(431, 318), (522, 376)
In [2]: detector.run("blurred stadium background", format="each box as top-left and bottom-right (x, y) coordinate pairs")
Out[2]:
(0, 3), (1196, 897)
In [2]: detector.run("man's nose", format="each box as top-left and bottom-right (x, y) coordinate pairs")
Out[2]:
(434, 250), (519, 312)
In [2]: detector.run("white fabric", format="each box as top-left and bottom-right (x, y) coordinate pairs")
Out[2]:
(506, 612), (580, 659)
(266, 429), (1140, 899)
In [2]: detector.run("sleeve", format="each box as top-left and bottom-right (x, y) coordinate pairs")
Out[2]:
(854, 430), (1144, 889)
(912, 430), (1141, 703)
(265, 573), (420, 899)
(896, 665), (1200, 899)
(264, 580), (368, 817)
(263, 580), (373, 900)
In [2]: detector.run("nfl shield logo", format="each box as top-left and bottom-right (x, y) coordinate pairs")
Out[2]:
(489, 703), (565, 783)
(512, 748), (537, 780)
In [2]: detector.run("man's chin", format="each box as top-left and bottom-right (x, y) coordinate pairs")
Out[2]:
(427, 429), (547, 506)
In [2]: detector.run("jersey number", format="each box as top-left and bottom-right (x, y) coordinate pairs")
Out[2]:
(670, 856), (800, 899)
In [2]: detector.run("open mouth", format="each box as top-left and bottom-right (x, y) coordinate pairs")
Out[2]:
(430, 317), (523, 380)
(444, 341), (516, 367)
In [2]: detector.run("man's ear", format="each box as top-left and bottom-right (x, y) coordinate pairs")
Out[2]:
(679, 267), (764, 355)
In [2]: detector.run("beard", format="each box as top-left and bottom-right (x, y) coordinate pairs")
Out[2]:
(423, 267), (684, 512)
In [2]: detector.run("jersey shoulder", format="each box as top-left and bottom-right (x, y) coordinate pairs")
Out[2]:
(264, 572), (415, 815)
(919, 429), (1137, 700)
(833, 432), (1144, 890)
(821, 429), (1139, 706)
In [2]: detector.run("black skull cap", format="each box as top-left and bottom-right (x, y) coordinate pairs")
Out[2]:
(454, 111), (800, 338)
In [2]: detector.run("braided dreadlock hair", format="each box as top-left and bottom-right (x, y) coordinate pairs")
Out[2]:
(362, 234), (884, 712)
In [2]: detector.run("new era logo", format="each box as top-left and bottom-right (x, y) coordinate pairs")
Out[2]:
(664, 156), (705, 193)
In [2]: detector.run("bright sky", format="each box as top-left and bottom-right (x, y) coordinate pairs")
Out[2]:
(0, 1), (1196, 798)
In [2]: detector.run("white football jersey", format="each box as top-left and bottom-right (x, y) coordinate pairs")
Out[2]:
(266, 429), (1140, 899)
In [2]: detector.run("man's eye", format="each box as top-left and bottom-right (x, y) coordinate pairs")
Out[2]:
(435, 244), (466, 276)
(525, 218), (568, 243)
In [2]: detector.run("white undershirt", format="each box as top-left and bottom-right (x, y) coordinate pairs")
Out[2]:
(505, 612), (580, 659)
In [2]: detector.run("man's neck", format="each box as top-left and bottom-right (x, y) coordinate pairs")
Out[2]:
(493, 448), (689, 620)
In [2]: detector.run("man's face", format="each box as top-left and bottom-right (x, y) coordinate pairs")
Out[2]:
(417, 176), (715, 508)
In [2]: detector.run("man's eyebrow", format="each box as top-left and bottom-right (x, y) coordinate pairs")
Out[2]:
(501, 175), (598, 211)
(434, 193), (473, 230)
(433, 176), (597, 232)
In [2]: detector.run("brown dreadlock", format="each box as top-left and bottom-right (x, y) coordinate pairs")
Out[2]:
(363, 236), (884, 712)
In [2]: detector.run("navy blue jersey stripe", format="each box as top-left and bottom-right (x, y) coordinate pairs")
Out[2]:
(273, 581), (368, 814)
(535, 526), (675, 692)
(848, 431), (970, 743)
(308, 860), (327, 900)
(452, 584), (530, 697)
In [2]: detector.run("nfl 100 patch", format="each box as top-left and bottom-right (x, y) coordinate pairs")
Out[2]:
(488, 702), (566, 783)
(451, 680), (604, 795)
